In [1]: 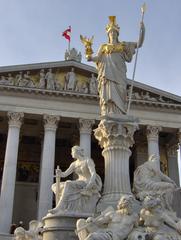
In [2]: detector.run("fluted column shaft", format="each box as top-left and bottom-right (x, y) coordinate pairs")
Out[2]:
(94, 119), (138, 210)
(79, 119), (95, 157)
(0, 112), (24, 233)
(147, 125), (162, 167)
(167, 145), (180, 186)
(178, 128), (181, 186)
(103, 147), (131, 197)
(37, 115), (59, 220)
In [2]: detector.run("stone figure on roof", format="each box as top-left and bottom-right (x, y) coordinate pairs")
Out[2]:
(0, 76), (9, 85)
(38, 69), (46, 88)
(49, 145), (102, 215)
(89, 73), (98, 95)
(7, 73), (14, 85)
(16, 71), (34, 88)
(23, 71), (35, 88)
(65, 48), (82, 62)
(45, 68), (55, 90)
(65, 67), (76, 91)
(81, 16), (145, 116)
(16, 72), (23, 86)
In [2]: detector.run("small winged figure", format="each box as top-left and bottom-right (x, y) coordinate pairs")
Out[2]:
(80, 35), (94, 59)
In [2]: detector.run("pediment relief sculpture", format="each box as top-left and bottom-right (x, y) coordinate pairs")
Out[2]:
(127, 87), (176, 104)
(0, 68), (98, 95)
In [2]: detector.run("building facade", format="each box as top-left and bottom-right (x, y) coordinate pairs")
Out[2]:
(0, 52), (180, 233)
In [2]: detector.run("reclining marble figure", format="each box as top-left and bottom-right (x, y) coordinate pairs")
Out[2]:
(76, 195), (138, 240)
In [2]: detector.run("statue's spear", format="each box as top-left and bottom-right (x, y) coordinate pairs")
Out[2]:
(127, 3), (146, 115)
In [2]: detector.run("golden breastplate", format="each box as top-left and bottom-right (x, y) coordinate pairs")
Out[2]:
(101, 42), (125, 54)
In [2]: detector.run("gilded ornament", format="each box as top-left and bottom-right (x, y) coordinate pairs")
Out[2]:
(80, 35), (94, 59)
(100, 42), (126, 54)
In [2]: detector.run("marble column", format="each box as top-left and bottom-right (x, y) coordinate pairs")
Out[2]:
(37, 114), (60, 220)
(167, 143), (181, 217)
(0, 112), (24, 233)
(167, 144), (180, 186)
(94, 118), (138, 210)
(179, 128), (181, 186)
(146, 125), (162, 167)
(135, 144), (147, 167)
(179, 128), (181, 153)
(79, 119), (95, 157)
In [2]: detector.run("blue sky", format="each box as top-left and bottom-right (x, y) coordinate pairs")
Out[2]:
(0, 0), (181, 96)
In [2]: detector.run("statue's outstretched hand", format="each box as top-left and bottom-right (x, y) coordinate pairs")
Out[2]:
(56, 167), (62, 177)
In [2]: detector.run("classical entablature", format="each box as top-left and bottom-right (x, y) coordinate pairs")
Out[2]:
(0, 60), (180, 127)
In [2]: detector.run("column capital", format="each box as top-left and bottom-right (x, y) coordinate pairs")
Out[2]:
(7, 112), (24, 128)
(79, 119), (95, 134)
(43, 114), (60, 131)
(167, 144), (178, 157)
(146, 125), (162, 140)
(94, 119), (138, 150)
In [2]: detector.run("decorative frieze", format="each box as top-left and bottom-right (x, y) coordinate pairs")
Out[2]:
(0, 68), (98, 95)
(127, 87), (175, 104)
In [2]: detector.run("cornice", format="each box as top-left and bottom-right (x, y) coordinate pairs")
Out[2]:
(130, 99), (181, 110)
(0, 84), (99, 100)
(0, 84), (181, 111)
(0, 60), (96, 74)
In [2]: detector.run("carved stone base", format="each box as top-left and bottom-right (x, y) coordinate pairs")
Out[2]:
(42, 213), (92, 240)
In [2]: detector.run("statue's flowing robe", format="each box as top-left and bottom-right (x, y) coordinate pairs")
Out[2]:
(95, 42), (136, 114)
(51, 158), (102, 213)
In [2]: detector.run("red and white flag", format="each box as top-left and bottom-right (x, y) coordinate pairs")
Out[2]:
(62, 26), (71, 42)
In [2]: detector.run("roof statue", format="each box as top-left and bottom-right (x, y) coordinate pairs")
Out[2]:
(64, 48), (82, 62)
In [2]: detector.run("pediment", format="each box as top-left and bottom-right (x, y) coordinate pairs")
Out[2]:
(127, 79), (181, 108)
(0, 60), (180, 110)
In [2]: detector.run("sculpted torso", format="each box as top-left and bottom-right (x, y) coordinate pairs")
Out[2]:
(73, 160), (91, 182)
(108, 211), (136, 231)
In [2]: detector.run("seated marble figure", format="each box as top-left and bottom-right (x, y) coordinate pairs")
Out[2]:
(133, 154), (178, 211)
(49, 145), (102, 215)
(76, 195), (138, 240)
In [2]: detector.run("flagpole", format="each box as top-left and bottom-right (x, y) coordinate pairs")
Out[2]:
(68, 40), (70, 53)
(127, 3), (146, 115)
(68, 26), (71, 53)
